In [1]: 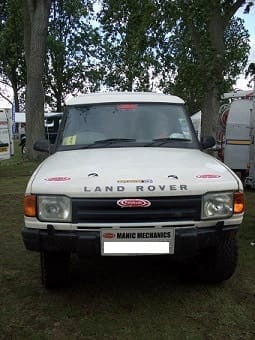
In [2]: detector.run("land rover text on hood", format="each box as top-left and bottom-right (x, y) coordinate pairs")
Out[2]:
(22, 92), (244, 288)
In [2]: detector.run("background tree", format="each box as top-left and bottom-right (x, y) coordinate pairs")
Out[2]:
(160, 13), (250, 114)
(0, 0), (25, 111)
(23, 0), (51, 160)
(98, 0), (252, 138)
(0, 0), (253, 157)
(158, 0), (251, 137)
(98, 0), (163, 91)
(45, 0), (100, 112)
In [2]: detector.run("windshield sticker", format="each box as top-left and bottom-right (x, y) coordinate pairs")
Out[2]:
(117, 104), (137, 110)
(196, 174), (222, 179)
(63, 135), (77, 145)
(45, 177), (71, 182)
(117, 179), (153, 184)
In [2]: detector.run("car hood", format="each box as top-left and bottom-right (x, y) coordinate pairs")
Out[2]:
(27, 148), (241, 197)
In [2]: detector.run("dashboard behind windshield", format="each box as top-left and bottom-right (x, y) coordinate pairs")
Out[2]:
(57, 102), (199, 149)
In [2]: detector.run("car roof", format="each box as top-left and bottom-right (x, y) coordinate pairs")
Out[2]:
(66, 92), (185, 106)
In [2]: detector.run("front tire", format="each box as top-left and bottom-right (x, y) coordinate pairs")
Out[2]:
(197, 233), (238, 283)
(40, 251), (70, 289)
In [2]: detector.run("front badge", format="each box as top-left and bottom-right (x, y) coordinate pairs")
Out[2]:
(117, 198), (151, 208)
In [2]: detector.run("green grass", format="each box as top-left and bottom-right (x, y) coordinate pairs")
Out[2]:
(0, 145), (255, 339)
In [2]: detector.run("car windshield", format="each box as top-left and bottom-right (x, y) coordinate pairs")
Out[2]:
(57, 103), (198, 149)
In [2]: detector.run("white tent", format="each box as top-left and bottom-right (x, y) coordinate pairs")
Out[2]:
(0, 98), (12, 109)
(15, 112), (26, 123)
(191, 111), (201, 140)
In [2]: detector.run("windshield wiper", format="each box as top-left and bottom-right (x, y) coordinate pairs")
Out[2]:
(60, 138), (136, 150)
(148, 137), (191, 146)
(153, 137), (191, 142)
(92, 138), (136, 145)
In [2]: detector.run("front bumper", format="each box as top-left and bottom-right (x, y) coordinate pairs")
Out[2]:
(22, 224), (238, 257)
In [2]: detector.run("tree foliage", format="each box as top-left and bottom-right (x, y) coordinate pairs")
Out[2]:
(0, 0), (254, 156)
(0, 0), (25, 111)
(98, 0), (164, 91)
(98, 0), (251, 137)
(160, 8), (250, 114)
(156, 0), (251, 136)
(45, 0), (101, 111)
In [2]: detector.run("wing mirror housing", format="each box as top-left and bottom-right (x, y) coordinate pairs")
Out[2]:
(200, 136), (215, 150)
(33, 139), (54, 153)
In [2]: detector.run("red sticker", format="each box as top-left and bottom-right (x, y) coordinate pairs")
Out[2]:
(103, 233), (115, 239)
(45, 177), (71, 182)
(117, 198), (151, 208)
(196, 174), (221, 179)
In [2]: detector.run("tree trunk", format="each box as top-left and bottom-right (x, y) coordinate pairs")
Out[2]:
(56, 97), (62, 112)
(23, 0), (51, 161)
(12, 82), (20, 112)
(200, 11), (225, 138)
(199, 1), (244, 138)
(55, 85), (63, 112)
(201, 87), (220, 138)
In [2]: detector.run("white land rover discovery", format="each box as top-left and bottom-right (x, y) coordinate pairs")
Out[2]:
(22, 92), (244, 288)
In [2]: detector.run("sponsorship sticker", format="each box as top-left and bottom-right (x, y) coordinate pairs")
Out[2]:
(45, 177), (71, 182)
(117, 179), (153, 183)
(101, 228), (175, 255)
(195, 174), (222, 179)
(117, 198), (151, 208)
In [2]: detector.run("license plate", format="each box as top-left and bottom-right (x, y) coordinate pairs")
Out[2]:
(100, 228), (175, 255)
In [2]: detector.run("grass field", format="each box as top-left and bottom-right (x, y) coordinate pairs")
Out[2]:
(0, 147), (255, 339)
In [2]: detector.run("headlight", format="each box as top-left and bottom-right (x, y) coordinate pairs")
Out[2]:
(37, 196), (71, 222)
(202, 192), (233, 219)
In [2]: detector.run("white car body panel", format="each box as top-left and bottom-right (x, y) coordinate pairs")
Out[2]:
(26, 148), (241, 197)
(66, 92), (185, 106)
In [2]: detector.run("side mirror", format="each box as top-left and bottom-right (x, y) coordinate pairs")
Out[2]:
(33, 139), (53, 153)
(200, 136), (215, 150)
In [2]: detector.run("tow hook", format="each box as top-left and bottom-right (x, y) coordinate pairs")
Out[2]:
(47, 224), (55, 237)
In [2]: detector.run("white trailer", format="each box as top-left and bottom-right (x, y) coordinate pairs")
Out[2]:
(0, 108), (13, 160)
(216, 89), (255, 181)
(245, 79), (255, 188)
(223, 99), (252, 178)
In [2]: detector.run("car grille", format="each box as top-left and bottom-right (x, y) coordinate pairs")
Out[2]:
(72, 196), (201, 223)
